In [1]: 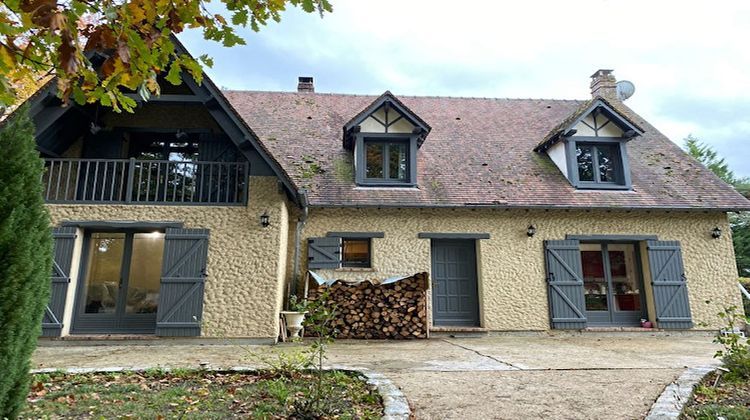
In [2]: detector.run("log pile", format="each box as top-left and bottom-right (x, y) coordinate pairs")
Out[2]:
(307, 272), (429, 339)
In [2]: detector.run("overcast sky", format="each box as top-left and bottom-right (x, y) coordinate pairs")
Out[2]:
(179, 0), (750, 177)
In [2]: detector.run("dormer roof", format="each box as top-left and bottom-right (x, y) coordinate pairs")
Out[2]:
(534, 96), (644, 153)
(343, 91), (431, 150)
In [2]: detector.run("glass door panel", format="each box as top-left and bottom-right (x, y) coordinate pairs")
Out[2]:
(82, 233), (125, 314)
(125, 233), (165, 314)
(608, 244), (641, 312)
(581, 244), (608, 312)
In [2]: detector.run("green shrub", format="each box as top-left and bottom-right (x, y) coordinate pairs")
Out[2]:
(714, 306), (750, 381)
(0, 105), (53, 418)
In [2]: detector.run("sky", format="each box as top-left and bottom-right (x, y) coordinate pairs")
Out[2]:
(179, 0), (750, 177)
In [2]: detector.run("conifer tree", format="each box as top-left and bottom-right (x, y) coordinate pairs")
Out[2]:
(0, 105), (53, 418)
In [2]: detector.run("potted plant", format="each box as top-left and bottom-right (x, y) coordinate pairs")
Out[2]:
(280, 295), (308, 339)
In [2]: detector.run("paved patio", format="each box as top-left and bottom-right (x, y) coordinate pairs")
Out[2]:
(33, 332), (720, 419)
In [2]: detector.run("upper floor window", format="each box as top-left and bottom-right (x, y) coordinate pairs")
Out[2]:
(343, 92), (431, 188)
(536, 99), (642, 191)
(576, 142), (624, 185)
(365, 140), (410, 182)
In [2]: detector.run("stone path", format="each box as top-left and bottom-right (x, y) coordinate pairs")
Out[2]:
(33, 333), (720, 419)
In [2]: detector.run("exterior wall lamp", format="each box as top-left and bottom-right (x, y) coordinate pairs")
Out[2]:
(527, 225), (537, 237)
(711, 226), (722, 239)
(260, 212), (270, 228)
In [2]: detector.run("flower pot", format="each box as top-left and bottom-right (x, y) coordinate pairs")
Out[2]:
(280, 311), (307, 338)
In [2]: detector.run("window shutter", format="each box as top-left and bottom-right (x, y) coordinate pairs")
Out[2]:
(156, 228), (209, 336)
(42, 227), (77, 337)
(646, 240), (693, 329)
(544, 240), (587, 329)
(308, 237), (341, 269)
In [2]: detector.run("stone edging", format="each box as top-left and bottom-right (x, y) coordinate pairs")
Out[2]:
(30, 365), (411, 420)
(644, 365), (716, 420)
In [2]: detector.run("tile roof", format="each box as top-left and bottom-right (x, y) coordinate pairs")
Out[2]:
(223, 90), (750, 211)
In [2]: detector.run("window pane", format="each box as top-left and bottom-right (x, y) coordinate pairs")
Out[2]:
(581, 246), (608, 312)
(576, 145), (594, 181)
(597, 145), (619, 183)
(342, 239), (370, 267)
(388, 143), (408, 180)
(365, 143), (384, 178)
(609, 245), (641, 312)
(125, 233), (165, 314)
(83, 233), (126, 314)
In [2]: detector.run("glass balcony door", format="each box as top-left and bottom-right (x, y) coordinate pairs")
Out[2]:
(582, 243), (645, 326)
(73, 231), (165, 334)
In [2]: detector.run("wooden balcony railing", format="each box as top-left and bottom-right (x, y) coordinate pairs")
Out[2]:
(43, 158), (249, 205)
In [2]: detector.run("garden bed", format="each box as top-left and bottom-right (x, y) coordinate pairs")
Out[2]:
(682, 370), (750, 419)
(21, 369), (383, 419)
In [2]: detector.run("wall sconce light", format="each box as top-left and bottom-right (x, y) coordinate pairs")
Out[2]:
(260, 211), (270, 228)
(527, 225), (537, 237)
(711, 226), (722, 239)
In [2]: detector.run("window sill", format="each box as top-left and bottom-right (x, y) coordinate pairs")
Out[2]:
(334, 267), (376, 272)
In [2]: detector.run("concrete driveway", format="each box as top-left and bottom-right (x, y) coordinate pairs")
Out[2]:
(33, 333), (720, 419)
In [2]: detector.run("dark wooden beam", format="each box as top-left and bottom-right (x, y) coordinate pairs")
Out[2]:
(123, 93), (206, 103)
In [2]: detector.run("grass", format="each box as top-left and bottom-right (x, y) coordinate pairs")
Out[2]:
(682, 371), (750, 419)
(21, 369), (382, 419)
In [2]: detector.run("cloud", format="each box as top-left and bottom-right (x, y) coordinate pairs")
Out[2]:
(179, 0), (750, 175)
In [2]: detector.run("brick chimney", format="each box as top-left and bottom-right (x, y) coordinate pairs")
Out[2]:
(590, 69), (617, 100)
(297, 76), (314, 93)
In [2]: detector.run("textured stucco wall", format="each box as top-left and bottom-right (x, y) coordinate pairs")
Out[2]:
(301, 208), (740, 331)
(47, 177), (290, 338)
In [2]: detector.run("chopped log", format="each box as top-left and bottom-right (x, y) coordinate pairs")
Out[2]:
(307, 272), (429, 339)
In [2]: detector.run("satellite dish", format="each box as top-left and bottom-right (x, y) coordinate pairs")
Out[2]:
(616, 80), (635, 101)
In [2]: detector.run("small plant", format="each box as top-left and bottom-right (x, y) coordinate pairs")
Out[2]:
(250, 350), (312, 378)
(288, 294), (308, 312)
(295, 289), (338, 417)
(264, 378), (291, 405)
(714, 305), (750, 381)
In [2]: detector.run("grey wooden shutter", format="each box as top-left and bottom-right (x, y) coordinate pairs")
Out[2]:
(41, 227), (77, 337)
(308, 237), (341, 269)
(156, 228), (209, 336)
(544, 240), (587, 329)
(646, 240), (693, 329)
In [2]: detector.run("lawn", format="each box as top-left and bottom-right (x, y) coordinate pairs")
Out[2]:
(682, 371), (750, 420)
(21, 369), (383, 419)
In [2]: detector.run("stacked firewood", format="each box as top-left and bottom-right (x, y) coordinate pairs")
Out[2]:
(307, 272), (429, 339)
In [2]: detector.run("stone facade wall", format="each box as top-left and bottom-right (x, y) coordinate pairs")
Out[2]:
(47, 176), (290, 338)
(300, 208), (740, 331)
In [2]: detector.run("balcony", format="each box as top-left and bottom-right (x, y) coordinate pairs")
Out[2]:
(43, 158), (249, 205)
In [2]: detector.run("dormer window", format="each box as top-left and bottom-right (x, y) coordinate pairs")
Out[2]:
(343, 91), (431, 187)
(535, 98), (643, 191)
(365, 140), (409, 182)
(575, 142), (624, 185)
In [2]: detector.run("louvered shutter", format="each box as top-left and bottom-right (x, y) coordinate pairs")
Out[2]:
(545, 240), (587, 329)
(646, 240), (693, 329)
(41, 227), (77, 337)
(156, 228), (209, 336)
(308, 237), (341, 269)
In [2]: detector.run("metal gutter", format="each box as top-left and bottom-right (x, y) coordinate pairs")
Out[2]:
(289, 191), (309, 306)
(305, 202), (750, 213)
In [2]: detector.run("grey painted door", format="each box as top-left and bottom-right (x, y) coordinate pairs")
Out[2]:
(431, 239), (479, 327)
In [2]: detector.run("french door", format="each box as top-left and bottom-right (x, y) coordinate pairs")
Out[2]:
(73, 231), (165, 334)
(581, 243), (645, 326)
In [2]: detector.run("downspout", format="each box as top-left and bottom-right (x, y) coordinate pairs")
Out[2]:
(288, 190), (309, 309)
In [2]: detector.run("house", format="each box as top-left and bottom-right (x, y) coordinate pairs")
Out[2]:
(26, 45), (750, 339)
